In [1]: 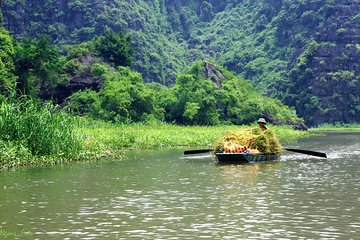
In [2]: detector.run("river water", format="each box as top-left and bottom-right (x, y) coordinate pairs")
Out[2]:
(0, 132), (359, 239)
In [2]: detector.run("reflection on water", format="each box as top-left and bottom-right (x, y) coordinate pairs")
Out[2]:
(0, 132), (360, 239)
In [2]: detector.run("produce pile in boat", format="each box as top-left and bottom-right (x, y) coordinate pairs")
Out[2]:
(213, 128), (282, 154)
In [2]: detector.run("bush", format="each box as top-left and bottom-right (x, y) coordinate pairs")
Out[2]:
(67, 89), (100, 116)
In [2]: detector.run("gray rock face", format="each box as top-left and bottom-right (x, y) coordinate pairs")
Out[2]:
(38, 75), (102, 104)
(37, 54), (103, 104)
(289, 0), (360, 125)
(203, 61), (225, 87)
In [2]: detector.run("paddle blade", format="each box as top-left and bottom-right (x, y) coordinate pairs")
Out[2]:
(184, 149), (212, 155)
(284, 148), (327, 158)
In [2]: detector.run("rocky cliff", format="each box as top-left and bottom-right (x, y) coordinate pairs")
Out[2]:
(285, 0), (360, 125)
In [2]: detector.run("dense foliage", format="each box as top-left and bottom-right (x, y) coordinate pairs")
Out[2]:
(0, 27), (15, 100)
(0, 0), (336, 87)
(7, 30), (135, 102)
(13, 35), (67, 96)
(2, 0), (188, 85)
(2, 0), (360, 125)
(67, 60), (298, 125)
(93, 30), (134, 67)
(0, 15), (302, 127)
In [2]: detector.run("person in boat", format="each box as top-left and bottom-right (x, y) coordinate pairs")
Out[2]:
(257, 118), (267, 131)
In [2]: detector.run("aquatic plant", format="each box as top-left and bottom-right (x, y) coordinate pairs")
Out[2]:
(77, 119), (307, 152)
(0, 98), (82, 168)
(0, 229), (33, 238)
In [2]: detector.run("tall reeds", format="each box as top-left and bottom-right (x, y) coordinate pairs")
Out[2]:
(0, 98), (82, 168)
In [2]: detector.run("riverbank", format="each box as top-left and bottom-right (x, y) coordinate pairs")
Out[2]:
(76, 119), (311, 152)
(310, 123), (360, 132)
(0, 117), (313, 171)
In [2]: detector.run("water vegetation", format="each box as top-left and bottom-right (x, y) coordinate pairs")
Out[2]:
(0, 105), (310, 171)
(0, 229), (33, 239)
(77, 119), (310, 152)
(0, 97), (82, 170)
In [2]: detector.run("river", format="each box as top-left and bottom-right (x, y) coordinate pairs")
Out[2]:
(0, 132), (359, 239)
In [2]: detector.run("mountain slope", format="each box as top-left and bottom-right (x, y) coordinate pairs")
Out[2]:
(2, 0), (360, 125)
(283, 1), (360, 125)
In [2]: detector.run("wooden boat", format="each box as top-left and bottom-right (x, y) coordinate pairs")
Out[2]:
(215, 152), (279, 164)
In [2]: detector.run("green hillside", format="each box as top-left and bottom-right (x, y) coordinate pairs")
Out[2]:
(1, 0), (360, 125)
(0, 17), (301, 126)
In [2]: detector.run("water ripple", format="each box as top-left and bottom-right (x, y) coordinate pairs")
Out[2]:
(0, 133), (360, 239)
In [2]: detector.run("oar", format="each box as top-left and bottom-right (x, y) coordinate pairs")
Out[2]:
(284, 148), (327, 158)
(184, 148), (327, 158)
(184, 149), (212, 155)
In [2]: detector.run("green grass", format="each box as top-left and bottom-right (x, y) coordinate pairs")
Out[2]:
(76, 119), (311, 151)
(76, 119), (239, 150)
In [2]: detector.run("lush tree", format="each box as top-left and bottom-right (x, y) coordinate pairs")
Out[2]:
(93, 30), (134, 67)
(0, 27), (16, 99)
(170, 73), (220, 125)
(66, 88), (100, 116)
(146, 82), (176, 122)
(166, 61), (298, 125)
(65, 59), (299, 125)
(13, 35), (67, 96)
(95, 66), (157, 122)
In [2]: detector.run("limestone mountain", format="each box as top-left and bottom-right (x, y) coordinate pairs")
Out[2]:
(284, 1), (360, 125)
(2, 0), (360, 125)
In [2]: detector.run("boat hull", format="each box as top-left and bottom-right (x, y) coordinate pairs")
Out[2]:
(215, 152), (279, 163)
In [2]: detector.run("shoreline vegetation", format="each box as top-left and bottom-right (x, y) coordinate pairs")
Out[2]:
(0, 99), (359, 171)
(0, 108), (310, 171)
(76, 119), (311, 151)
(0, 230), (33, 239)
